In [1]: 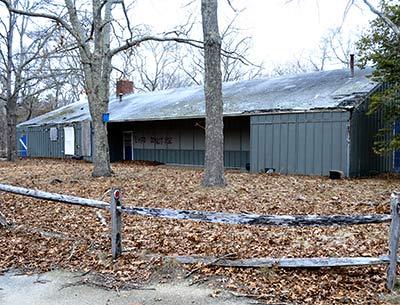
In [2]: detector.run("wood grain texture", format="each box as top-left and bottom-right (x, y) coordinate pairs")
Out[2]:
(120, 206), (391, 227)
(387, 193), (400, 290)
(160, 255), (394, 268)
(0, 183), (109, 209)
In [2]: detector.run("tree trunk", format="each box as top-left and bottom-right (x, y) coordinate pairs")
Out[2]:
(5, 11), (17, 162)
(65, 0), (113, 178)
(201, 0), (225, 187)
(6, 96), (17, 162)
(86, 66), (112, 177)
(91, 108), (111, 177)
(89, 0), (113, 178)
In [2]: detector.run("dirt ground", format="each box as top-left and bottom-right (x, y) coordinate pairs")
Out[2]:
(0, 269), (256, 305)
(1, 159), (400, 304)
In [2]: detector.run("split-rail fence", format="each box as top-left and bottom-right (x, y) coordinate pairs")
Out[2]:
(0, 183), (398, 290)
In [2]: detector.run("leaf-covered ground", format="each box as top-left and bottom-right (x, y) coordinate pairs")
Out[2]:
(0, 159), (399, 304)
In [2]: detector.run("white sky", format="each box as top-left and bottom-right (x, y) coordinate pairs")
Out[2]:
(131, 0), (376, 70)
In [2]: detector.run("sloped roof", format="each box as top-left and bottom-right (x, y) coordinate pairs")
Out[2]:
(19, 68), (378, 127)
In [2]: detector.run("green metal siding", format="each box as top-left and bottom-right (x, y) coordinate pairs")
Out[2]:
(17, 122), (85, 158)
(108, 117), (250, 169)
(250, 111), (351, 176)
(131, 148), (249, 168)
(349, 94), (393, 176)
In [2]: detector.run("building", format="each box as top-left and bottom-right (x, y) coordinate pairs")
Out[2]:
(17, 68), (393, 176)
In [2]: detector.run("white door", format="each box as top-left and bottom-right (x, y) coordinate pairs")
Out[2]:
(64, 127), (75, 155)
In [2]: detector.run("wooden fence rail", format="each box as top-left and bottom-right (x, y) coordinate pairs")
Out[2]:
(0, 183), (399, 290)
(0, 184), (108, 209)
(120, 206), (391, 226)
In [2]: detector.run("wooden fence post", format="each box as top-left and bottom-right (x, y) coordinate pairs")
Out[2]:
(111, 188), (122, 260)
(387, 192), (400, 290)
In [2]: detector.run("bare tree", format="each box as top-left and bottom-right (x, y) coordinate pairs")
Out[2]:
(271, 27), (357, 76)
(1, 0), (205, 177)
(0, 0), (65, 161)
(114, 40), (193, 92)
(178, 11), (264, 85)
(112, 10), (263, 92)
(201, 0), (225, 187)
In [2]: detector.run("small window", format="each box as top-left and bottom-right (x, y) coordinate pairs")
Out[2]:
(50, 127), (58, 141)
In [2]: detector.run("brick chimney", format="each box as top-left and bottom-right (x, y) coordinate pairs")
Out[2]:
(349, 54), (355, 78)
(116, 80), (134, 97)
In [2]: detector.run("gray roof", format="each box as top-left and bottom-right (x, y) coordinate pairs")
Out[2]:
(19, 68), (378, 127)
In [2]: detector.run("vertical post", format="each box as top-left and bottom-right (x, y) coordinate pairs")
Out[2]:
(387, 192), (400, 290)
(111, 188), (122, 260)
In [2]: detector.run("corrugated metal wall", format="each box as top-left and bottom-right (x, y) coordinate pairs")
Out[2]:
(349, 97), (393, 176)
(17, 122), (87, 158)
(108, 117), (250, 168)
(250, 111), (350, 176)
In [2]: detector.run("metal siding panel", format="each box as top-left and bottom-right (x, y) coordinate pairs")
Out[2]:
(270, 123), (278, 171)
(280, 123), (288, 174)
(341, 121), (349, 175)
(331, 122), (343, 172)
(297, 123), (306, 174)
(349, 95), (392, 176)
(263, 124), (272, 169)
(322, 121), (333, 174)
(287, 122), (297, 173)
(314, 122), (323, 175)
(258, 124), (266, 171)
(167, 150), (174, 163)
(200, 150), (205, 165)
(305, 122), (314, 175)
(250, 124), (256, 171)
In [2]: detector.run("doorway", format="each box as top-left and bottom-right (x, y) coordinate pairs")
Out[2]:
(123, 131), (133, 160)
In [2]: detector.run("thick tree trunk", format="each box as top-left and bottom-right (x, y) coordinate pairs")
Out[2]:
(201, 0), (225, 187)
(86, 70), (112, 177)
(91, 110), (111, 177)
(67, 0), (113, 178)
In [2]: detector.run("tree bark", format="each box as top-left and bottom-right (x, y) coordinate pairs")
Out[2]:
(5, 10), (17, 162)
(88, 91), (111, 177)
(201, 0), (225, 187)
(64, 0), (112, 177)
(164, 255), (393, 268)
(5, 96), (17, 162)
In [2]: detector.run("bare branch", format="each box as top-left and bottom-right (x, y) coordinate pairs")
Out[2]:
(226, 0), (237, 12)
(108, 35), (203, 58)
(0, 0), (81, 43)
(362, 0), (400, 35)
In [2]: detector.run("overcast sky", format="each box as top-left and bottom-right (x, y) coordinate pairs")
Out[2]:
(131, 0), (376, 70)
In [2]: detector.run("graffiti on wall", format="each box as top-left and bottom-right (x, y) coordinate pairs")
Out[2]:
(133, 135), (173, 145)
